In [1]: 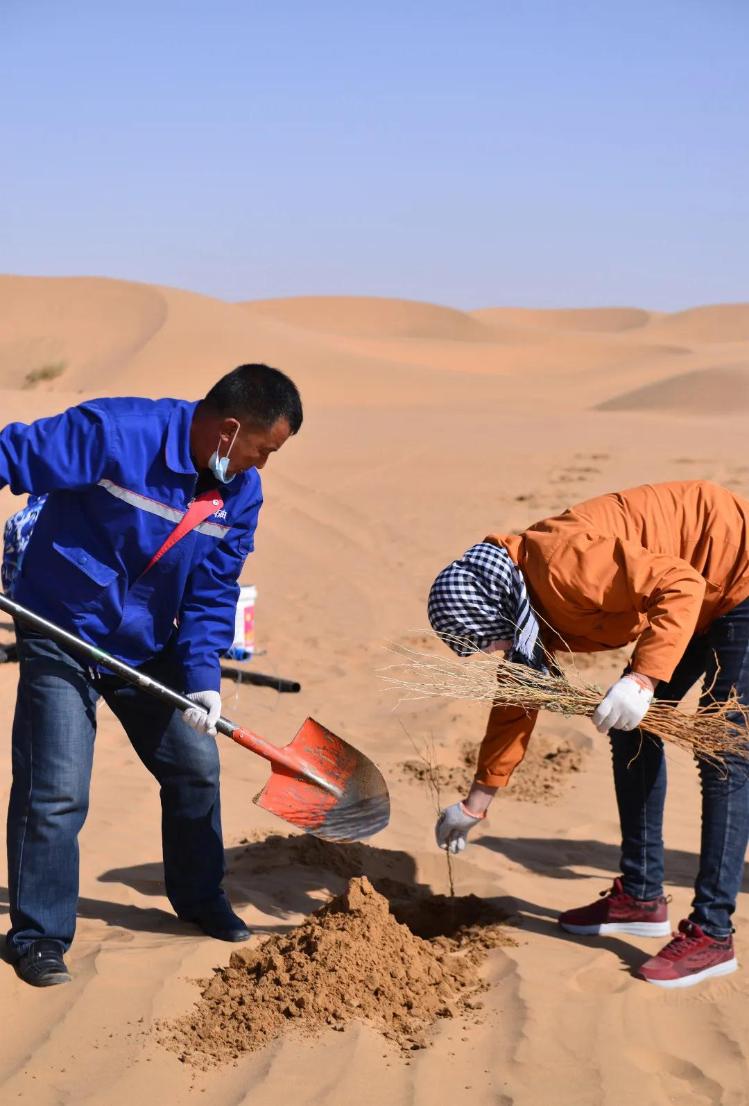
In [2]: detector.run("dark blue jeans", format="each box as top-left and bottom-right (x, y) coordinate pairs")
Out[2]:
(610, 598), (749, 937)
(6, 629), (226, 958)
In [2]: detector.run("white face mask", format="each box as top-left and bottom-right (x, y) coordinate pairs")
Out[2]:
(208, 424), (240, 484)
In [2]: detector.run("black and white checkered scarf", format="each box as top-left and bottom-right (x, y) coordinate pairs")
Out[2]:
(427, 542), (547, 670)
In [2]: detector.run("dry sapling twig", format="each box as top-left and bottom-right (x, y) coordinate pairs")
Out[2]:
(385, 633), (749, 770)
(398, 721), (456, 898)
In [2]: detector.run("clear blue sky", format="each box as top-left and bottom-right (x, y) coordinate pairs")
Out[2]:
(2, 1), (747, 309)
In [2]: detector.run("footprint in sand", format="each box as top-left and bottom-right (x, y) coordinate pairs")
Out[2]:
(550, 472), (588, 485)
(672, 457), (716, 465)
(565, 949), (632, 994)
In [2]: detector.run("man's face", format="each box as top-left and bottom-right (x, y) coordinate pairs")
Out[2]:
(224, 416), (293, 474)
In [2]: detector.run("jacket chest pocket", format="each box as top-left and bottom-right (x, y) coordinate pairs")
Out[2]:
(51, 541), (120, 613)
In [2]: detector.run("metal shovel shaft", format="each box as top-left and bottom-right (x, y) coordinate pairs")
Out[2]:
(1, 591), (229, 718)
(1, 593), (389, 839)
(0, 593), (308, 774)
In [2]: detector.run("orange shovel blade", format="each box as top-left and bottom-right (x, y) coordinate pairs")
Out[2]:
(253, 717), (390, 842)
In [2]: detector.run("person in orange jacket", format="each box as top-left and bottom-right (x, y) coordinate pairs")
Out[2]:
(428, 480), (749, 989)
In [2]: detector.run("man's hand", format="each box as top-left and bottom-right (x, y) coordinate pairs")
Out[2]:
(435, 802), (485, 854)
(592, 674), (654, 735)
(183, 690), (222, 736)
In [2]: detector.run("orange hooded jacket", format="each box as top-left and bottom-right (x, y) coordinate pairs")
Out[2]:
(477, 480), (749, 788)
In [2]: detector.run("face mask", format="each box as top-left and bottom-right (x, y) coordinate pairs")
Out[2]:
(208, 424), (240, 484)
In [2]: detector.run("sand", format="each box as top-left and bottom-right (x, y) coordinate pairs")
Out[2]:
(397, 729), (587, 803)
(1, 277), (749, 1105)
(160, 876), (512, 1065)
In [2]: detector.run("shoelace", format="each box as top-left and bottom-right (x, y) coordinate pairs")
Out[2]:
(659, 928), (703, 960)
(599, 887), (627, 903)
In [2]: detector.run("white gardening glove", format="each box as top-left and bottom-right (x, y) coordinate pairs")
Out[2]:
(183, 690), (222, 736)
(592, 675), (654, 735)
(435, 801), (486, 854)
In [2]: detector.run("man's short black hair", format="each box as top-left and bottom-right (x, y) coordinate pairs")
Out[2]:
(202, 364), (303, 433)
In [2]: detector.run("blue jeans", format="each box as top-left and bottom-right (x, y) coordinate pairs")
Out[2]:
(610, 598), (749, 937)
(6, 628), (226, 958)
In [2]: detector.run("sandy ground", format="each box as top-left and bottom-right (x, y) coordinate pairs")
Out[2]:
(1, 277), (748, 1105)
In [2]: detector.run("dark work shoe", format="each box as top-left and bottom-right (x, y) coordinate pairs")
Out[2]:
(15, 940), (72, 987)
(179, 900), (251, 942)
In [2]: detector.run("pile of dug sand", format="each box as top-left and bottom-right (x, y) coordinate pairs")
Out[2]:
(161, 876), (513, 1067)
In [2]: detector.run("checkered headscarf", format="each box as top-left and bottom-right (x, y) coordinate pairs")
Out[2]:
(427, 542), (547, 670)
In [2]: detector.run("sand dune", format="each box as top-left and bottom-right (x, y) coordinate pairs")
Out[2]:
(644, 303), (749, 344)
(1, 274), (749, 1106)
(239, 294), (495, 342)
(3, 278), (747, 412)
(598, 364), (749, 415)
(0, 276), (167, 390)
(472, 305), (653, 333)
(0, 280), (517, 405)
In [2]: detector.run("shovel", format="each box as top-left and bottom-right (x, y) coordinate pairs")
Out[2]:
(0, 594), (390, 842)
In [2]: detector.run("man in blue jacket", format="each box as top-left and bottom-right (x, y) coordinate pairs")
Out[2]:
(0, 362), (302, 986)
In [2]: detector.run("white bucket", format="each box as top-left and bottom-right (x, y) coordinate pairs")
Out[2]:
(231, 584), (257, 659)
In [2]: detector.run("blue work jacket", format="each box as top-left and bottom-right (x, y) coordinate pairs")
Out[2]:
(0, 397), (263, 692)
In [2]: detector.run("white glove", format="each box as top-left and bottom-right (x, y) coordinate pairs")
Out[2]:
(183, 690), (222, 736)
(435, 802), (485, 854)
(592, 675), (654, 735)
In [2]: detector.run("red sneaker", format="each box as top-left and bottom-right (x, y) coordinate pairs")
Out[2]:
(639, 920), (738, 989)
(558, 878), (671, 937)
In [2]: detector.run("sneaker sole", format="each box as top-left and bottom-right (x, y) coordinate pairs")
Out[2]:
(559, 920), (672, 937)
(641, 957), (738, 989)
(17, 970), (72, 987)
(34, 972), (72, 987)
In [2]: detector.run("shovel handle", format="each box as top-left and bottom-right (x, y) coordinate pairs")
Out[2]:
(224, 723), (299, 770)
(1, 595), (271, 746)
(0, 593), (332, 786)
(0, 593), (335, 786)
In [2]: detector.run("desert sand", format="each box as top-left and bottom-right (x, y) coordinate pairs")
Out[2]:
(1, 275), (748, 1105)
